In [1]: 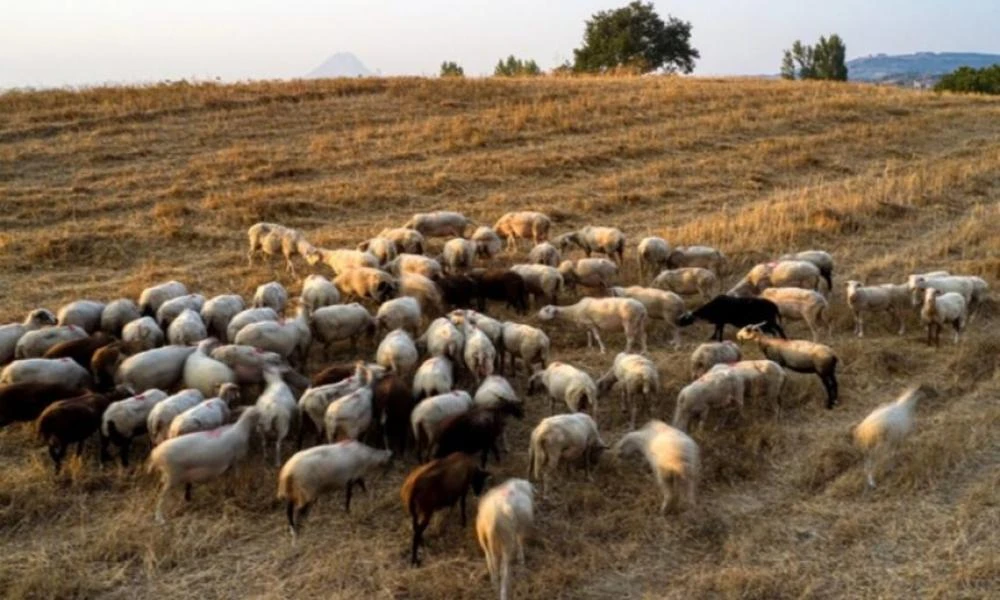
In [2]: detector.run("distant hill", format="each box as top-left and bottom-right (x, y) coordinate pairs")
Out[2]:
(306, 53), (372, 79)
(848, 52), (1000, 86)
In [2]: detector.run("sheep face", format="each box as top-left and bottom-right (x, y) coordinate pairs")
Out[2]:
(28, 309), (58, 327)
(304, 248), (324, 266)
(736, 324), (764, 342)
(536, 306), (558, 321)
(376, 281), (399, 303)
(676, 311), (696, 327)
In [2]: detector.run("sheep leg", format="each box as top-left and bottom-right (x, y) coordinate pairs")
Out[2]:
(49, 444), (65, 474)
(154, 484), (171, 524)
(184, 483), (193, 501)
(852, 311), (862, 337)
(589, 328), (607, 354)
(274, 440), (282, 468)
(345, 479), (355, 512)
(864, 455), (876, 489)
(712, 324), (724, 341)
(118, 440), (131, 468)
(286, 502), (298, 537)
(410, 515), (428, 566)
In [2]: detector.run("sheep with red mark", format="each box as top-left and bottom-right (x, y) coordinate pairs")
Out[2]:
(100, 388), (169, 466)
(115, 345), (197, 397)
(1, 357), (92, 389)
(147, 389), (204, 445)
(225, 307), (278, 344)
(167, 308), (208, 346)
(15, 325), (88, 359)
(167, 383), (241, 438)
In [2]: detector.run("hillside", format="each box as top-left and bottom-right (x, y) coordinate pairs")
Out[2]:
(848, 51), (1000, 84)
(0, 77), (998, 599)
(306, 52), (372, 78)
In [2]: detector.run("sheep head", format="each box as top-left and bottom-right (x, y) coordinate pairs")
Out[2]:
(736, 324), (766, 342)
(26, 309), (57, 327)
(536, 305), (558, 321)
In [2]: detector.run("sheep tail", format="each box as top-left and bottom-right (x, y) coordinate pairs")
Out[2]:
(527, 443), (536, 480)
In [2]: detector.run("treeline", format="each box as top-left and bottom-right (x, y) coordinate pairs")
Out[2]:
(935, 64), (1000, 95)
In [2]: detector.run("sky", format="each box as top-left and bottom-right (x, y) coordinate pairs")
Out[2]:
(1, 0), (998, 88)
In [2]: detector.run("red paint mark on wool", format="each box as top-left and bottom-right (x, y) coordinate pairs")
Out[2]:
(204, 428), (224, 438)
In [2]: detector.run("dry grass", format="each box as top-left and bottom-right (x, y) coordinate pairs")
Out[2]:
(1, 76), (999, 599)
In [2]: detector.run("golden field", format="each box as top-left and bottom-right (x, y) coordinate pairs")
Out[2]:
(0, 76), (998, 599)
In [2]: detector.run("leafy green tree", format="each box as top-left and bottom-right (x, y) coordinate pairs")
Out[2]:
(781, 35), (847, 81)
(572, 1), (699, 74)
(494, 56), (542, 77)
(934, 64), (1000, 94)
(440, 61), (464, 78)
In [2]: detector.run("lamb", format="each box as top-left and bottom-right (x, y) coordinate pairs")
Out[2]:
(677, 295), (786, 341)
(527, 242), (561, 267)
(608, 286), (684, 348)
(307, 248), (379, 275)
(527, 362), (599, 419)
(300, 275), (340, 313)
(357, 237), (398, 265)
(375, 296), (422, 337)
(332, 267), (399, 303)
(401, 452), (491, 565)
(385, 253), (444, 280)
(0, 382), (87, 429)
(707, 360), (786, 418)
(553, 226), (626, 264)
(418, 317), (465, 363)
(147, 406), (261, 523)
(122, 316), (165, 352)
(298, 363), (372, 445)
(689, 341), (742, 380)
(637, 237), (670, 281)
(411, 390), (474, 461)
(256, 367), (300, 466)
(252, 281), (289, 315)
(0, 358), (91, 389)
(527, 413), (607, 497)
(404, 211), (475, 238)
(461, 318), (497, 385)
(376, 329), (419, 378)
(43, 332), (115, 370)
(247, 222), (309, 274)
(399, 273), (445, 316)
(235, 305), (311, 366)
(736, 324), (839, 409)
(278, 440), (393, 538)
(537, 297), (648, 355)
(376, 227), (425, 255)
(671, 368), (746, 432)
(596, 352), (660, 429)
(759, 287), (830, 341)
(920, 288), (967, 346)
(56, 300), (106, 333)
(412, 356), (455, 402)
(909, 275), (988, 317)
(493, 211), (551, 251)
(182, 339), (237, 398)
(167, 309), (208, 346)
(510, 264), (563, 306)
(15, 325), (88, 359)
(557, 258), (618, 295)
(115, 345), (196, 392)
(472, 226), (504, 259)
(225, 307), (279, 343)
(498, 322), (549, 377)
(99, 388), (169, 466)
(146, 389), (205, 445)
(665, 246), (726, 274)
(441, 238), (477, 273)
(37, 385), (135, 473)
(779, 250), (834, 292)
(854, 385), (936, 488)
(651, 267), (719, 301)
(200, 294), (246, 342)
(0, 309), (57, 364)
(614, 420), (699, 513)
(99, 299), (142, 337)
(167, 383), (240, 438)
(728, 260), (822, 297)
(138, 280), (187, 317)
(845, 280), (910, 337)
(156, 294), (206, 329)
(476, 478), (535, 600)
(309, 303), (375, 358)
(467, 269), (530, 314)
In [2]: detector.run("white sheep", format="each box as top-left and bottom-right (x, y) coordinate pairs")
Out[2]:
(115, 345), (197, 392)
(148, 406), (261, 523)
(537, 297), (647, 355)
(498, 322), (549, 377)
(235, 305), (311, 366)
(298, 363), (371, 444)
(410, 390), (473, 460)
(182, 338), (237, 398)
(100, 388), (169, 465)
(376, 227), (425, 255)
(210, 344), (286, 382)
(614, 420), (699, 513)
(56, 300), (106, 333)
(200, 294), (246, 342)
(147, 389), (205, 445)
(122, 316), (165, 352)
(0, 357), (91, 388)
(247, 222), (309, 274)
(476, 478), (535, 600)
(779, 250), (834, 292)
(225, 307), (279, 343)
(357, 237), (398, 265)
(527, 413), (607, 497)
(920, 288), (967, 346)
(309, 303), (374, 357)
(450, 309), (503, 349)
(138, 280), (187, 317)
(332, 267), (399, 303)
(156, 294), (206, 328)
(15, 325), (88, 359)
(651, 267), (719, 301)
(527, 361), (599, 419)
(672, 368), (746, 433)
(167, 308), (208, 346)
(376, 329), (419, 377)
(324, 380), (375, 443)
(418, 317), (464, 363)
(845, 280), (910, 337)
(307, 248), (379, 275)
(636, 237), (670, 281)
(278, 440), (393, 538)
(256, 367), (300, 467)
(707, 360), (786, 419)
(494, 211), (551, 251)
(471, 226), (504, 259)
(0, 309), (57, 364)
(375, 296), (422, 337)
(412, 356), (454, 401)
(557, 258), (618, 294)
(690, 341), (742, 381)
(736, 324), (839, 410)
(729, 260), (822, 296)
(665, 246), (726, 274)
(461, 318), (497, 385)
(100, 299), (141, 337)
(403, 211), (475, 238)
(554, 226), (625, 264)
(385, 253), (443, 280)
(399, 272), (445, 316)
(759, 287), (830, 341)
(167, 383), (240, 438)
(252, 281), (289, 315)
(909, 275), (988, 317)
(527, 242), (561, 267)
(510, 264), (563, 307)
(441, 238), (477, 273)
(300, 275), (340, 313)
(608, 286), (684, 348)
(854, 385), (935, 488)
(596, 352), (660, 429)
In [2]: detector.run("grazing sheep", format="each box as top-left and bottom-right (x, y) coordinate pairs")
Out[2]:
(779, 250), (834, 292)
(854, 385), (936, 489)
(909, 275), (988, 317)
(672, 368), (746, 433)
(609, 286), (684, 348)
(332, 267), (399, 303)
(376, 329), (419, 377)
(494, 211), (551, 251)
(537, 297), (647, 355)
(278, 441), (393, 538)
(200, 294), (246, 342)
(56, 300), (106, 334)
(122, 316), (165, 352)
(412, 356), (455, 402)
(357, 237), (398, 265)
(114, 345), (196, 392)
(182, 339), (236, 398)
(310, 303), (375, 358)
(614, 420), (699, 514)
(43, 332), (115, 371)
(411, 390), (474, 461)
(148, 406), (261, 523)
(737, 324), (839, 409)
(225, 307), (279, 343)
(375, 296), (422, 337)
(596, 353), (660, 429)
(845, 280), (909, 337)
(665, 246), (726, 274)
(651, 267), (719, 301)
(920, 288), (967, 346)
(139, 280), (187, 317)
(377, 227), (426, 255)
(689, 341), (743, 380)
(498, 322), (549, 377)
(418, 318), (465, 363)
(99, 388), (169, 466)
(436, 274), (481, 310)
(729, 260), (822, 297)
(247, 222), (309, 274)
(256, 366), (300, 466)
(527, 242), (561, 267)
(235, 305), (311, 366)
(708, 360), (787, 418)
(441, 238), (477, 273)
(300, 275), (340, 314)
(472, 226), (504, 259)
(476, 478), (535, 600)
(450, 310), (504, 351)
(167, 309), (208, 346)
(37, 385), (135, 473)
(99, 299), (141, 337)
(527, 362), (599, 419)
(404, 211), (475, 238)
(759, 287), (830, 341)
(15, 325), (88, 359)
(510, 264), (563, 307)
(167, 383), (240, 438)
(0, 382), (87, 429)
(467, 269), (530, 314)
(372, 373), (417, 456)
(401, 452), (491, 565)
(147, 389), (204, 445)
(307, 248), (380, 275)
(298, 363), (371, 446)
(461, 319), (497, 386)
(0, 309), (58, 364)
(433, 398), (524, 466)
(637, 237), (670, 281)
(0, 357), (92, 389)
(156, 294), (206, 329)
(210, 344), (286, 382)
(527, 413), (607, 498)
(324, 376), (376, 443)
(399, 273), (445, 316)
(677, 295), (786, 342)
(554, 226), (626, 265)
(385, 253), (444, 280)
(557, 258), (618, 295)
(252, 282), (289, 315)
(474, 376), (521, 452)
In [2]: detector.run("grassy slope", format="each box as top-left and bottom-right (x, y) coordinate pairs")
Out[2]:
(0, 77), (998, 599)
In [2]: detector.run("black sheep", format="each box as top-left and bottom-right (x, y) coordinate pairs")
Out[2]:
(467, 269), (529, 314)
(678, 294), (786, 341)
(0, 382), (87, 429)
(432, 401), (525, 466)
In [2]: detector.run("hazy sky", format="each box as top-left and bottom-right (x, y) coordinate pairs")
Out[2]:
(2, 0), (997, 87)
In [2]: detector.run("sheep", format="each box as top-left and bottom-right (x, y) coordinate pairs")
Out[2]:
(671, 368), (746, 433)
(385, 253), (444, 280)
(121, 316), (165, 352)
(156, 294), (206, 329)
(138, 280), (187, 317)
(436, 274), (481, 310)
(376, 227), (425, 255)
(467, 269), (529, 314)
(252, 281), (289, 315)
(527, 242), (561, 267)
(235, 305), (311, 366)
(637, 237), (670, 281)
(651, 267), (719, 301)
(278, 441), (393, 538)
(247, 222), (309, 274)
(736, 324), (839, 409)
(779, 250), (834, 292)
(553, 226), (625, 264)
(210, 344), (286, 381)
(854, 385), (936, 489)
(434, 397), (524, 467)
(256, 367), (300, 466)
(441, 238), (477, 273)
(226, 307), (279, 343)
(609, 286), (684, 348)
(147, 406), (261, 523)
(614, 420), (699, 514)
(449, 309), (503, 349)
(728, 260), (822, 297)
(510, 264), (563, 307)
(0, 382), (88, 429)
(461, 319), (497, 386)
(200, 294), (246, 342)
(96, 299), (141, 337)
(527, 413), (607, 498)
(708, 360), (787, 418)
(376, 329), (419, 377)
(37, 385), (135, 473)
(89, 342), (128, 391)
(357, 237), (398, 265)
(411, 390), (474, 461)
(759, 287), (830, 341)
(677, 295), (786, 342)
(920, 288), (967, 346)
(472, 226), (504, 259)
(596, 352), (660, 429)
(665, 246), (726, 274)
(56, 300), (106, 334)
(0, 358), (91, 389)
(332, 267), (399, 303)
(689, 341), (742, 380)
(99, 388), (169, 466)
(375, 296), (422, 337)
(474, 376), (521, 452)
(412, 356), (455, 402)
(537, 297), (648, 355)
(167, 383), (240, 438)
(182, 339), (237, 398)
(845, 280), (910, 337)
(372, 373), (417, 456)
(147, 389), (204, 445)
(498, 322), (549, 377)
(114, 345), (196, 393)
(399, 273), (445, 316)
(298, 363), (372, 446)
(476, 478), (535, 600)
(307, 248), (379, 275)
(909, 275), (988, 316)
(493, 211), (551, 251)
(401, 452), (491, 565)
(300, 275), (340, 314)
(324, 378), (376, 443)
(418, 317), (465, 363)
(310, 303), (376, 358)
(527, 362), (599, 419)
(43, 332), (115, 371)
(0, 309), (57, 364)
(404, 211), (475, 238)
(15, 325), (88, 359)
(167, 309), (208, 346)
(557, 258), (618, 295)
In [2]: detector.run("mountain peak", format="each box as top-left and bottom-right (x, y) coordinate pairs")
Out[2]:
(306, 53), (372, 79)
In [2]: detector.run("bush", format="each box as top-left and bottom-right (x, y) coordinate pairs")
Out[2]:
(440, 61), (464, 78)
(935, 65), (1000, 95)
(494, 56), (541, 77)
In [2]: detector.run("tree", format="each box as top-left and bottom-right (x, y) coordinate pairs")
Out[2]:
(781, 35), (847, 81)
(935, 64), (1000, 94)
(440, 61), (464, 78)
(572, 1), (699, 74)
(494, 55), (542, 77)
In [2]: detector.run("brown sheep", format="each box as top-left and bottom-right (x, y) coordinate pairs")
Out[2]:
(37, 385), (135, 473)
(43, 332), (115, 371)
(0, 382), (87, 429)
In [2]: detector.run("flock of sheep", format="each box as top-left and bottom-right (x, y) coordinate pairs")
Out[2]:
(0, 209), (991, 600)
